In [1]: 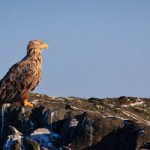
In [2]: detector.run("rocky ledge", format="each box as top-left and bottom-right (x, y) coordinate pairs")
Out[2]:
(0, 93), (150, 150)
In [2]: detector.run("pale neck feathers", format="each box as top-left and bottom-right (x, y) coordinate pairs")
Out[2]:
(27, 48), (42, 62)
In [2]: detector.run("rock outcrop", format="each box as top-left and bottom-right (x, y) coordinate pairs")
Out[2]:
(0, 93), (150, 149)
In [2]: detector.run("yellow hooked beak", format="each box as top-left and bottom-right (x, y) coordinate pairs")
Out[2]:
(40, 43), (49, 49)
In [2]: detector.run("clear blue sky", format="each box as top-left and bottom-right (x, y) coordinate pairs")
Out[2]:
(0, 1), (150, 98)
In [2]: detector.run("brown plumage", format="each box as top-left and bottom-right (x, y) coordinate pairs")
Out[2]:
(0, 40), (48, 107)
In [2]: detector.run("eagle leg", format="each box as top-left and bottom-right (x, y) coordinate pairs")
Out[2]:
(23, 99), (33, 107)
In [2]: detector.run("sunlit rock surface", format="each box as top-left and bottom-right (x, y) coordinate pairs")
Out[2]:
(0, 93), (150, 149)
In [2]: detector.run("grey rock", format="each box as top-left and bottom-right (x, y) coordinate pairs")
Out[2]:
(0, 93), (149, 150)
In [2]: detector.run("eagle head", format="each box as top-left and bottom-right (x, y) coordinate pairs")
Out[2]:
(27, 40), (48, 55)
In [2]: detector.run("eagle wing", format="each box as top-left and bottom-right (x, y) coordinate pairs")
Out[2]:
(0, 58), (41, 103)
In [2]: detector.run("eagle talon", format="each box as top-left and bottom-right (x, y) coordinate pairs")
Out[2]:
(23, 99), (33, 107)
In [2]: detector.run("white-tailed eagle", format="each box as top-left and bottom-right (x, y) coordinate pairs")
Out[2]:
(0, 40), (48, 107)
